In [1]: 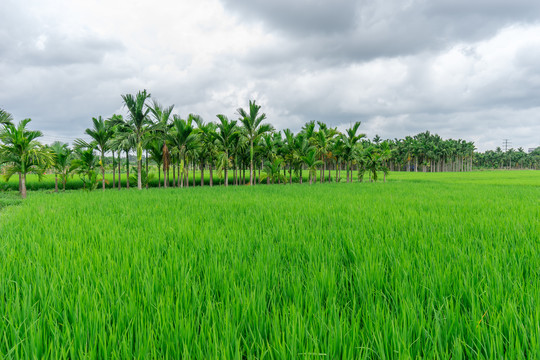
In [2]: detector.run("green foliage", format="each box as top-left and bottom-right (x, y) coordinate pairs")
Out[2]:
(0, 172), (539, 357)
(130, 165), (155, 187)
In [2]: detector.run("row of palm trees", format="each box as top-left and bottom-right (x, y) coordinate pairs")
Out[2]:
(2, 91), (496, 198)
(474, 147), (540, 169)
(381, 132), (476, 172)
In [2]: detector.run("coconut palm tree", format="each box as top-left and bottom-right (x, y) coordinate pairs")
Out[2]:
(49, 141), (73, 192)
(236, 100), (274, 185)
(301, 149), (323, 185)
(168, 115), (199, 187)
(312, 125), (337, 183)
(282, 129), (296, 184)
(81, 116), (113, 191)
(146, 139), (164, 187)
(105, 114), (123, 189)
(71, 144), (100, 190)
(214, 114), (239, 187)
(341, 122), (365, 182)
(194, 117), (216, 187)
(121, 89), (152, 190)
(261, 157), (286, 184)
(0, 119), (53, 198)
(149, 100), (174, 188)
(109, 120), (136, 190)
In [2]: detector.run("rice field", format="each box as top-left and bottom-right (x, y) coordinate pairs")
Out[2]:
(1, 171), (539, 358)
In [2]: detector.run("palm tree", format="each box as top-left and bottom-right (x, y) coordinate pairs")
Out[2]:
(82, 116), (113, 191)
(149, 100), (174, 188)
(194, 117), (216, 187)
(50, 141), (73, 192)
(147, 139), (164, 187)
(341, 122), (365, 182)
(301, 149), (323, 185)
(71, 144), (99, 190)
(0, 109), (13, 126)
(293, 133), (312, 184)
(214, 115), (239, 187)
(236, 100), (274, 185)
(378, 142), (393, 182)
(109, 120), (136, 190)
(0, 119), (53, 198)
(261, 157), (285, 184)
(168, 115), (199, 187)
(282, 129), (296, 184)
(105, 114), (124, 189)
(121, 89), (152, 190)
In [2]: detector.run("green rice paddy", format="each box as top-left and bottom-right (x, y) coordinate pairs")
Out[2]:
(1, 171), (539, 358)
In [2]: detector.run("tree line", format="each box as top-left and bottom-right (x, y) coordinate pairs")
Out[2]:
(474, 147), (540, 170)
(2, 91), (535, 198)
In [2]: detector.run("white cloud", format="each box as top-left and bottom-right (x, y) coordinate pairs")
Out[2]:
(0, 0), (539, 151)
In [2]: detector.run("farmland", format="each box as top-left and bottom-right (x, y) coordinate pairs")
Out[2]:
(1, 171), (539, 358)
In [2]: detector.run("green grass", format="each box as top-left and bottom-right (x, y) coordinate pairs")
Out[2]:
(1, 171), (539, 358)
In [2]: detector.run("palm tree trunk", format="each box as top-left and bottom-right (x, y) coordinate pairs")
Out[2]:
(118, 156), (122, 190)
(102, 150), (106, 191)
(63, 177), (66, 192)
(173, 163), (176, 187)
(201, 163), (204, 187)
(163, 166), (167, 188)
(20, 173), (27, 199)
(55, 174), (58, 193)
(145, 150), (149, 189)
(158, 167), (161, 188)
(328, 162), (331, 182)
(193, 163), (196, 187)
(209, 160), (213, 187)
(126, 151), (130, 190)
(137, 159), (142, 190)
(249, 140), (254, 185)
(289, 162), (292, 184)
(112, 151), (116, 189)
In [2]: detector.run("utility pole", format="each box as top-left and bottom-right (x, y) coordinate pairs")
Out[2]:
(503, 139), (511, 169)
(503, 139), (510, 152)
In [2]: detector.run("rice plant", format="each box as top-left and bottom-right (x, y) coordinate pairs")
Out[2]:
(0, 171), (539, 358)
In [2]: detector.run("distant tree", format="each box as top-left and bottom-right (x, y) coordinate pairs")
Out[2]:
(121, 90), (152, 190)
(301, 149), (323, 185)
(215, 115), (239, 187)
(148, 100), (174, 188)
(71, 144), (99, 191)
(49, 141), (73, 192)
(237, 100), (274, 185)
(146, 139), (164, 187)
(80, 116), (113, 191)
(0, 119), (53, 198)
(341, 122), (365, 182)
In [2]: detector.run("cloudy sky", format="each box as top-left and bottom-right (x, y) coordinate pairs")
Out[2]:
(1, 0), (539, 151)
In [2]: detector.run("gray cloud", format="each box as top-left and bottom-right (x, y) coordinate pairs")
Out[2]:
(0, 0), (539, 151)
(230, 0), (540, 66)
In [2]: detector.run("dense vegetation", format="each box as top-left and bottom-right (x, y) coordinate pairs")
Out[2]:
(1, 171), (538, 358)
(9, 92), (531, 199)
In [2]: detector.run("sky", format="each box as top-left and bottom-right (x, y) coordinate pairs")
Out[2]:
(1, 0), (539, 151)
